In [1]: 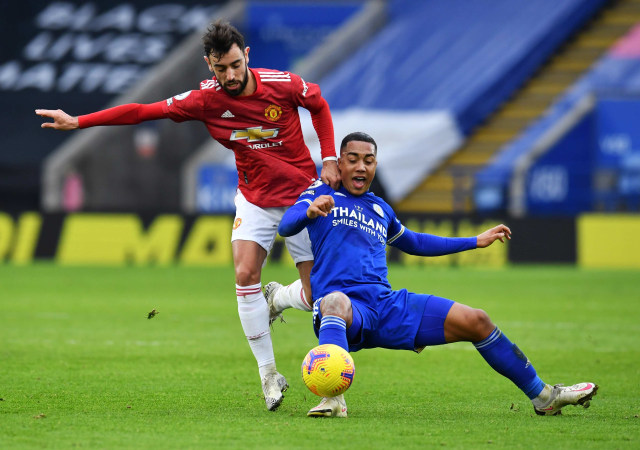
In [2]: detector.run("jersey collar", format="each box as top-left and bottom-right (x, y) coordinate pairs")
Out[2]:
(250, 68), (263, 96)
(337, 185), (372, 198)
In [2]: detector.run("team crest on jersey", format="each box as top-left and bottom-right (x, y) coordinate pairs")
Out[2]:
(264, 104), (282, 121)
(308, 180), (323, 189)
(373, 204), (384, 218)
(233, 218), (242, 230)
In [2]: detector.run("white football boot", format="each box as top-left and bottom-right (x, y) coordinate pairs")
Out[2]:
(533, 382), (598, 416)
(263, 281), (285, 325)
(307, 394), (348, 418)
(261, 372), (289, 411)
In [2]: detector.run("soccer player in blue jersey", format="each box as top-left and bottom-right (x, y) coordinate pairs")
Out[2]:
(278, 131), (598, 418)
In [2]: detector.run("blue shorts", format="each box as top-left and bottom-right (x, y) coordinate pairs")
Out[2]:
(313, 290), (454, 353)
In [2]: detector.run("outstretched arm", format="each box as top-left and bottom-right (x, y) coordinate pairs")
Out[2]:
(390, 223), (511, 256)
(36, 101), (166, 130)
(391, 228), (477, 256)
(279, 195), (335, 237)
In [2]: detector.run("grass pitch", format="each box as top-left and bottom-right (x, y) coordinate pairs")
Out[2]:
(1, 264), (639, 448)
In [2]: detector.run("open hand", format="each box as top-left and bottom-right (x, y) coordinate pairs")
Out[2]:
(477, 224), (511, 248)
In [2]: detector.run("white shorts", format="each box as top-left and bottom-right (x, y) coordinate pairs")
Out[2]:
(231, 189), (313, 264)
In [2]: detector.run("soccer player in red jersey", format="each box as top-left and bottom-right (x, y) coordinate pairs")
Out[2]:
(36, 20), (340, 411)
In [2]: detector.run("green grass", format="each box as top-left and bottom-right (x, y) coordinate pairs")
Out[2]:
(1, 264), (639, 449)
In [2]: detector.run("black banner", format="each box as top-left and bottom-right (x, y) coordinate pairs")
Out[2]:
(0, 1), (223, 210)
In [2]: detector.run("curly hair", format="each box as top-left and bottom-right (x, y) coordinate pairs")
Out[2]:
(202, 20), (245, 59)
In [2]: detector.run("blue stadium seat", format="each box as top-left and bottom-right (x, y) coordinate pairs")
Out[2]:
(321, 0), (608, 133)
(475, 48), (640, 213)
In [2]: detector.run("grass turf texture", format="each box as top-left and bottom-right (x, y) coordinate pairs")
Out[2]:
(1, 264), (638, 448)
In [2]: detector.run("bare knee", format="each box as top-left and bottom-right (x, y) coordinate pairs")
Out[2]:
(467, 308), (495, 341)
(445, 303), (496, 343)
(320, 291), (351, 314)
(234, 263), (261, 286)
(232, 241), (266, 286)
(320, 291), (353, 326)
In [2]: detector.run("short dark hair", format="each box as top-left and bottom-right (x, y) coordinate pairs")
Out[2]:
(202, 20), (245, 59)
(340, 132), (377, 155)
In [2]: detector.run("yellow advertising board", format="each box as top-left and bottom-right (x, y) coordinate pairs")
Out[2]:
(578, 214), (640, 269)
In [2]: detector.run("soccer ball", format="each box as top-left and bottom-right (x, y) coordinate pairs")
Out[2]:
(301, 344), (355, 397)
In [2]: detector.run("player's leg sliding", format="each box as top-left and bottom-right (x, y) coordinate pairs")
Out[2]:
(264, 279), (312, 325)
(308, 313), (350, 418)
(530, 383), (598, 416)
(473, 327), (546, 399)
(236, 283), (288, 411)
(473, 327), (598, 416)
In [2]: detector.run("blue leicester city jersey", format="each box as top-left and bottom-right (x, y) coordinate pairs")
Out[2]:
(279, 180), (477, 351)
(291, 181), (405, 305)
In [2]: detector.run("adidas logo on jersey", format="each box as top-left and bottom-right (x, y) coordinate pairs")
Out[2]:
(201, 79), (219, 90)
(259, 71), (291, 82)
(221, 110), (235, 118)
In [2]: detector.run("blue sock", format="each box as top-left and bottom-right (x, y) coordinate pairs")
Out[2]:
(318, 315), (348, 351)
(474, 327), (545, 399)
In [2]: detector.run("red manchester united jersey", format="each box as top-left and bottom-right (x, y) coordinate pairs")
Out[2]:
(162, 68), (329, 208)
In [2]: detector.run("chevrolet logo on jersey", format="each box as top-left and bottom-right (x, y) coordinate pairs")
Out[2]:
(230, 127), (279, 142)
